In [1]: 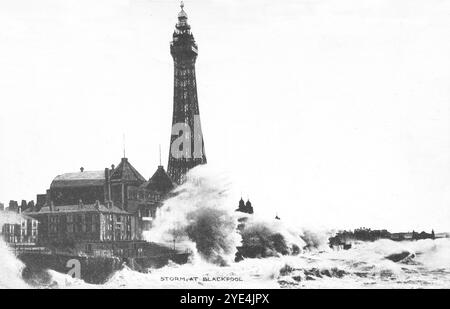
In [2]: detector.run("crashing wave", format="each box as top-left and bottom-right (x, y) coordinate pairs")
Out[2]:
(0, 212), (30, 289)
(1, 165), (450, 288)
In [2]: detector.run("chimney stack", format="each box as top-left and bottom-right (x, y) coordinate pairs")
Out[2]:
(45, 189), (52, 208)
(104, 168), (112, 206)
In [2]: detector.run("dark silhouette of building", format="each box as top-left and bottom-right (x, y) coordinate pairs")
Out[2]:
(35, 194), (47, 211)
(0, 203), (4, 211)
(8, 200), (19, 212)
(167, 2), (207, 184)
(236, 198), (245, 213)
(245, 200), (254, 214)
(27, 200), (35, 211)
(330, 227), (439, 247)
(236, 198), (254, 214)
(412, 230), (436, 240)
(20, 200), (28, 211)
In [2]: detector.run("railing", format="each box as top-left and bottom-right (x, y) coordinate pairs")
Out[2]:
(8, 240), (192, 259)
(9, 243), (52, 255)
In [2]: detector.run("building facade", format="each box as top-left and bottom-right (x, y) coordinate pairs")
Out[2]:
(24, 155), (174, 247)
(28, 202), (136, 246)
(1, 213), (39, 244)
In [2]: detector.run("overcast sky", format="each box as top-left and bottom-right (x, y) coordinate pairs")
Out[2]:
(1, 0), (449, 232)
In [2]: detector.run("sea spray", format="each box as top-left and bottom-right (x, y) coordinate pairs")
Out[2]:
(237, 214), (329, 259)
(184, 206), (238, 265)
(3, 165), (449, 288)
(238, 217), (301, 258)
(144, 165), (329, 264)
(47, 237), (450, 288)
(300, 228), (332, 251)
(0, 211), (30, 288)
(143, 166), (242, 265)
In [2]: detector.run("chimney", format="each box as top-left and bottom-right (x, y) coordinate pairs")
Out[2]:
(45, 189), (52, 208)
(95, 200), (100, 210)
(49, 201), (54, 212)
(104, 168), (112, 205)
(80, 167), (84, 172)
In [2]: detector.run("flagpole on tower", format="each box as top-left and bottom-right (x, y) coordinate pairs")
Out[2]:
(123, 133), (126, 158)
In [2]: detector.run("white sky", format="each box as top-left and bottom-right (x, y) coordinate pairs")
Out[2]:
(0, 0), (449, 232)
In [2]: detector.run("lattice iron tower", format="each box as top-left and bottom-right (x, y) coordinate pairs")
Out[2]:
(167, 2), (207, 185)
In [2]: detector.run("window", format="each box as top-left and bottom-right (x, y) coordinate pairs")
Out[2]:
(85, 214), (92, 233)
(49, 216), (58, 233)
(67, 214), (74, 233)
(81, 214), (86, 233)
(91, 214), (97, 233)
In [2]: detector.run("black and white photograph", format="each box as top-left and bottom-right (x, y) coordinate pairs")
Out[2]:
(0, 0), (449, 292)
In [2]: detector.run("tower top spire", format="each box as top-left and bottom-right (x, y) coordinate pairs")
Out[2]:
(178, 1), (188, 20)
(168, 1), (206, 184)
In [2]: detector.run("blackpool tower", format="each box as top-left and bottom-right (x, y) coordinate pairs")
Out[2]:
(167, 2), (207, 184)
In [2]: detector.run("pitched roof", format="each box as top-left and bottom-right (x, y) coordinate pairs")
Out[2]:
(110, 158), (146, 184)
(141, 165), (175, 193)
(21, 213), (38, 221)
(51, 170), (105, 188)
